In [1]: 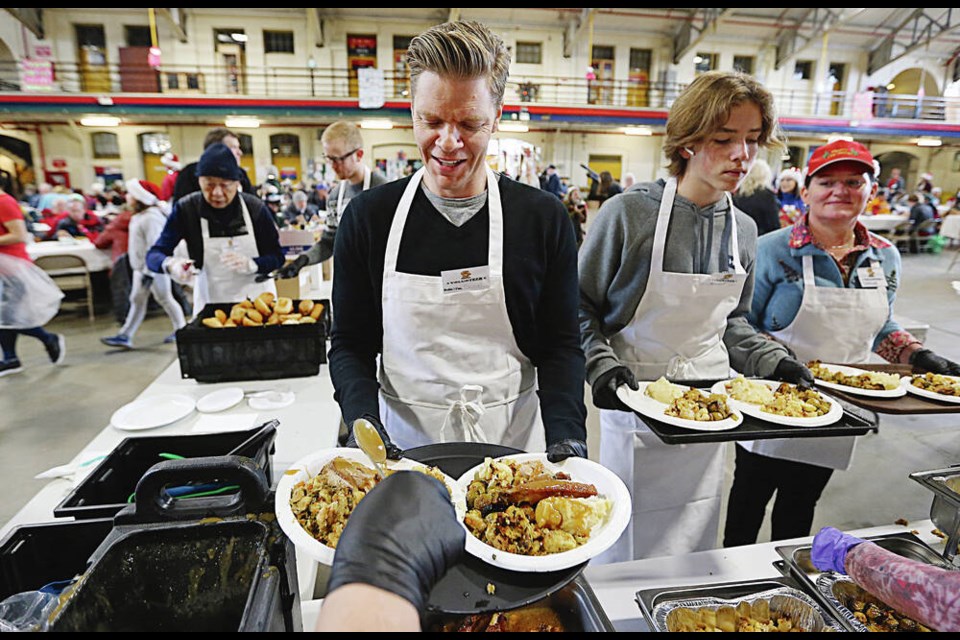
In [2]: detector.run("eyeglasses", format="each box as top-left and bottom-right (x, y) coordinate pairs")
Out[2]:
(812, 178), (869, 191)
(322, 148), (361, 164)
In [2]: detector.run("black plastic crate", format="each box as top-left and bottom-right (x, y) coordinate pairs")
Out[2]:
(176, 299), (329, 383)
(0, 519), (113, 600)
(54, 425), (277, 520)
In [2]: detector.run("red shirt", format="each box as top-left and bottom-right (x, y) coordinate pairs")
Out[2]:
(0, 192), (31, 262)
(94, 210), (132, 263)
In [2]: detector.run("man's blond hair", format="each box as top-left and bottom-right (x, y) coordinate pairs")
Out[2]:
(321, 120), (364, 150)
(406, 21), (510, 107)
(663, 71), (785, 177)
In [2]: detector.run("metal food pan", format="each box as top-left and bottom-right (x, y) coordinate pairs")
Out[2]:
(423, 575), (614, 632)
(910, 466), (960, 561)
(636, 578), (843, 632)
(816, 573), (937, 633)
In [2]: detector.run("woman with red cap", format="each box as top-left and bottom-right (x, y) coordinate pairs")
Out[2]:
(101, 179), (185, 349)
(724, 139), (960, 547)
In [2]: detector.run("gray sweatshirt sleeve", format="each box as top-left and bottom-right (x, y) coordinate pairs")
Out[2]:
(302, 182), (340, 265)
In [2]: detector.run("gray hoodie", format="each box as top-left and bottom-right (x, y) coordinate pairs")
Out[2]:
(578, 179), (789, 385)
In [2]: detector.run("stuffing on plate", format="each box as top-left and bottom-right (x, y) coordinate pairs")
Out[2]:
(463, 457), (611, 556)
(289, 457), (447, 548)
(665, 389), (735, 422)
(911, 372), (960, 397)
(808, 360), (900, 391)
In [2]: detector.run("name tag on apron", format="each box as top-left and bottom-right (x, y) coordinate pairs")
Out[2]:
(441, 266), (490, 294)
(856, 266), (887, 289)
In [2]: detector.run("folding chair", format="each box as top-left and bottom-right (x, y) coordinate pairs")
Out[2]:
(33, 254), (95, 322)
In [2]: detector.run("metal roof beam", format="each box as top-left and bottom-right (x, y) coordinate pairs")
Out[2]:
(672, 8), (735, 64)
(868, 9), (959, 75)
(4, 8), (44, 40)
(157, 8), (188, 44)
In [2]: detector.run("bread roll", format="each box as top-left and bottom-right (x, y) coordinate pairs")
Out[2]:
(256, 291), (276, 306)
(242, 316), (262, 327)
(280, 313), (302, 322)
(224, 319), (237, 327)
(214, 309), (227, 323)
(230, 305), (247, 323)
(282, 319), (300, 325)
(298, 299), (314, 315)
(239, 299), (254, 309)
(299, 316), (317, 324)
(246, 308), (264, 323)
(310, 302), (324, 320)
(254, 297), (271, 316)
(266, 313), (281, 326)
(274, 297), (293, 315)
(202, 317), (224, 328)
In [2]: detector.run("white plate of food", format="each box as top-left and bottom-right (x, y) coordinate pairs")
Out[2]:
(710, 377), (843, 427)
(110, 393), (196, 431)
(457, 453), (630, 573)
(616, 378), (743, 432)
(808, 361), (906, 398)
(901, 373), (960, 405)
(275, 447), (466, 566)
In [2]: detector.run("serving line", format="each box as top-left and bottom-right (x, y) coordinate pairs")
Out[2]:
(582, 521), (944, 632)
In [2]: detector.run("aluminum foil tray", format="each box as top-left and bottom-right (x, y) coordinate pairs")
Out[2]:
(816, 573), (938, 633)
(645, 584), (842, 632)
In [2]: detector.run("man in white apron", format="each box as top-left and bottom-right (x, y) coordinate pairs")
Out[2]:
(579, 71), (811, 562)
(145, 143), (284, 309)
(327, 21), (587, 463)
(276, 121), (388, 279)
(725, 139), (960, 546)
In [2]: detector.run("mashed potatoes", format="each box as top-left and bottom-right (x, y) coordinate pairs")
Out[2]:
(727, 376), (776, 405)
(646, 376), (686, 403)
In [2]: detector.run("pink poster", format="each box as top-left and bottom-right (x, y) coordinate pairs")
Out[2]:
(19, 59), (54, 92)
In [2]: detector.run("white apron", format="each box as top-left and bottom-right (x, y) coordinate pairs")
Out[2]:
(740, 254), (888, 470)
(193, 195), (276, 309)
(598, 177), (748, 562)
(377, 167), (545, 451)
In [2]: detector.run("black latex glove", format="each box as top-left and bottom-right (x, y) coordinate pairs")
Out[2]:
(910, 348), (960, 376)
(546, 438), (588, 463)
(591, 365), (638, 411)
(276, 254), (309, 280)
(326, 471), (465, 612)
(344, 413), (404, 460)
(773, 357), (816, 388)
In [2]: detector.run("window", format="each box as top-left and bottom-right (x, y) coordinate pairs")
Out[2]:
(694, 52), (717, 75)
(629, 48), (651, 73)
(270, 134), (300, 156)
(139, 132), (171, 156)
(592, 45), (614, 61)
(264, 30), (294, 54)
(733, 55), (754, 75)
(794, 60), (813, 81)
(125, 25), (152, 47)
(515, 41), (542, 65)
(92, 132), (119, 159)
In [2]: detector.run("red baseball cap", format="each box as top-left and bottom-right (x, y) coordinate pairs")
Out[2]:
(803, 140), (876, 182)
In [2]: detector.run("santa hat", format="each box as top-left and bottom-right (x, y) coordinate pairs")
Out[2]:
(776, 167), (803, 189)
(161, 152), (181, 171)
(125, 179), (162, 206)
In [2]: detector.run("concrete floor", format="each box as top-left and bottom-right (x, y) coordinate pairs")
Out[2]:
(3, 248), (960, 547)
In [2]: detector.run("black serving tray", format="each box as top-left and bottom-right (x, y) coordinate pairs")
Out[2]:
(404, 442), (587, 615)
(633, 387), (879, 445)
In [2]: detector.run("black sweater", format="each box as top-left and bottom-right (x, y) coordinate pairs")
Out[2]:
(329, 174), (587, 446)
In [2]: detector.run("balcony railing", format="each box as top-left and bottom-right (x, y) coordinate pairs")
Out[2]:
(0, 60), (955, 123)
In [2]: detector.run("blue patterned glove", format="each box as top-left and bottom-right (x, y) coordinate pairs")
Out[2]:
(811, 526), (865, 574)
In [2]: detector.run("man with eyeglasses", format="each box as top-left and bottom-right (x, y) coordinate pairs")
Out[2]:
(276, 121), (386, 278)
(725, 138), (960, 548)
(146, 143), (283, 310)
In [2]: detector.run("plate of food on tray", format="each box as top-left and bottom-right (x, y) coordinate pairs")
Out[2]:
(807, 361), (906, 398)
(276, 448), (465, 565)
(901, 372), (960, 405)
(710, 376), (843, 427)
(457, 453), (630, 572)
(617, 377), (742, 432)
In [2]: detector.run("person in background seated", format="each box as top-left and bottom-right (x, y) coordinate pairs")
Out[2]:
(812, 527), (960, 632)
(282, 191), (320, 227)
(865, 190), (891, 215)
(885, 166), (905, 198)
(904, 193), (937, 253)
(48, 194), (103, 242)
(102, 180), (186, 349)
